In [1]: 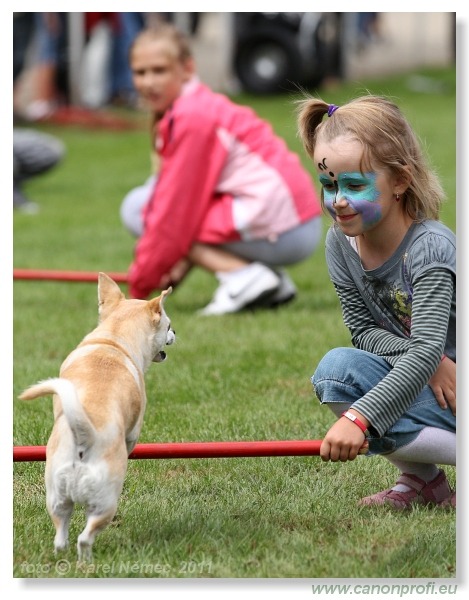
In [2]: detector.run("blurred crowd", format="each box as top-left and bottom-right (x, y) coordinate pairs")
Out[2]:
(13, 12), (383, 122)
(13, 12), (201, 121)
(13, 12), (201, 212)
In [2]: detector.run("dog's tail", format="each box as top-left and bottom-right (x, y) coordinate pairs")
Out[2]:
(19, 378), (96, 451)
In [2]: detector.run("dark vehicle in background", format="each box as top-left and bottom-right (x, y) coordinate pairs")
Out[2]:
(233, 12), (342, 94)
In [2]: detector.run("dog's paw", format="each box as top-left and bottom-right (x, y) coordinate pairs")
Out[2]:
(77, 540), (93, 563)
(54, 536), (69, 554)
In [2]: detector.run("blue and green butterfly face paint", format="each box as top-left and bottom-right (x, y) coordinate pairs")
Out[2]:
(317, 158), (382, 229)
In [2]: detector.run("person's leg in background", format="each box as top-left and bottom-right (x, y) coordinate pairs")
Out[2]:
(193, 216), (322, 314)
(13, 128), (65, 212)
(111, 13), (145, 107)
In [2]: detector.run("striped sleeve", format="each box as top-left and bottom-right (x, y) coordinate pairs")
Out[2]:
(334, 268), (453, 436)
(333, 283), (409, 365)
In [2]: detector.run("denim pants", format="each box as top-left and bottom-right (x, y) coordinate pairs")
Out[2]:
(312, 347), (456, 455)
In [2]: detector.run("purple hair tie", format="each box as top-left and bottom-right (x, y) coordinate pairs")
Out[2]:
(327, 104), (339, 117)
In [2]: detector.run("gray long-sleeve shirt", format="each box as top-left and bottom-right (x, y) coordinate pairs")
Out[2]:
(325, 220), (456, 436)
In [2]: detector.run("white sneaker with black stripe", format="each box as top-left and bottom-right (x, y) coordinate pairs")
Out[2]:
(247, 269), (297, 308)
(199, 262), (281, 316)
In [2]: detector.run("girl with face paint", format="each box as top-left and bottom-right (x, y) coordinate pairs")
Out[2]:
(297, 95), (456, 509)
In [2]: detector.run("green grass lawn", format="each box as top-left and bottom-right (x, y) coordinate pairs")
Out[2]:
(13, 67), (456, 579)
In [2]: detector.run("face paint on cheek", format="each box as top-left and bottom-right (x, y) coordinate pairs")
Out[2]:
(352, 198), (382, 229)
(337, 172), (382, 229)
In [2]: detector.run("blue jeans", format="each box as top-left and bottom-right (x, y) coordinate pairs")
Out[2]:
(111, 13), (145, 99)
(312, 348), (456, 455)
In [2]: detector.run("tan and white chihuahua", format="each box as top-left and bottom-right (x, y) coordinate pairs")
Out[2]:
(19, 273), (175, 560)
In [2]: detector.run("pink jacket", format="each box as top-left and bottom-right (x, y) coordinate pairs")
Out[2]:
(129, 80), (321, 298)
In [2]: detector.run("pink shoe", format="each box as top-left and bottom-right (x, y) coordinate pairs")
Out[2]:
(359, 469), (454, 509)
(439, 491), (456, 508)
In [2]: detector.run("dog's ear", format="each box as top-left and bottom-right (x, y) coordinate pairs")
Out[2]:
(148, 287), (172, 315)
(98, 272), (125, 321)
(160, 286), (172, 304)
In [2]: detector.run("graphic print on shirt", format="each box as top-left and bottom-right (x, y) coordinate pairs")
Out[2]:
(361, 275), (412, 336)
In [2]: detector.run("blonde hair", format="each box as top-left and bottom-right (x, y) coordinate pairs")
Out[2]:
(130, 23), (193, 64)
(297, 95), (445, 220)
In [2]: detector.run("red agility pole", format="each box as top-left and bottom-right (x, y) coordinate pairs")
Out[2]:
(14, 440), (323, 462)
(13, 269), (128, 284)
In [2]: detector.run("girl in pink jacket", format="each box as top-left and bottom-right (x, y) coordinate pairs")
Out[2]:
(121, 24), (322, 314)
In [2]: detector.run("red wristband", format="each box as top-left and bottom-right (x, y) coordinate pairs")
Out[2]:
(341, 411), (369, 437)
(441, 355), (447, 362)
